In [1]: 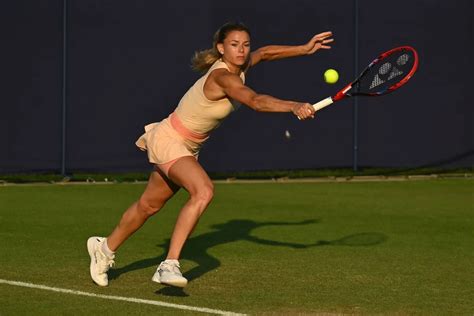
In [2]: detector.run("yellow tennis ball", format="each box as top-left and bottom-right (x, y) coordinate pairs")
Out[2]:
(324, 69), (339, 84)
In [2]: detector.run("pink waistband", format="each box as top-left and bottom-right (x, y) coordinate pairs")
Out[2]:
(169, 112), (209, 142)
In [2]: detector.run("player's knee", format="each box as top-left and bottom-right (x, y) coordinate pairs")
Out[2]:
(192, 183), (214, 206)
(137, 197), (163, 217)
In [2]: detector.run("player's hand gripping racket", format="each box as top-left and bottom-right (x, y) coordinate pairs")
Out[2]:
(313, 46), (419, 111)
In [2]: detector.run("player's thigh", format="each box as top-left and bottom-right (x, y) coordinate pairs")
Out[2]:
(140, 166), (180, 208)
(167, 156), (213, 196)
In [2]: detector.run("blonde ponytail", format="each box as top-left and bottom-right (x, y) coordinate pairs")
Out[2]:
(191, 48), (221, 74)
(190, 22), (251, 74)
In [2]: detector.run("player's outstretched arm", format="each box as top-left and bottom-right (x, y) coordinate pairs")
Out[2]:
(211, 69), (315, 120)
(249, 31), (334, 67)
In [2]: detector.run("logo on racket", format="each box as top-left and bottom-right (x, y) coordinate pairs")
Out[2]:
(369, 53), (410, 89)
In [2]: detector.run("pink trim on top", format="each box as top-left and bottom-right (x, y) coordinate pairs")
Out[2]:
(169, 112), (208, 142)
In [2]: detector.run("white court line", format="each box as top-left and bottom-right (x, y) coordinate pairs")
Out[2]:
(0, 279), (246, 316)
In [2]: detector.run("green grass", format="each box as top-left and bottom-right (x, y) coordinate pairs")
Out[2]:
(0, 179), (473, 315)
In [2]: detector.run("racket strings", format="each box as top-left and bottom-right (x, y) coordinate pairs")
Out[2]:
(359, 49), (416, 94)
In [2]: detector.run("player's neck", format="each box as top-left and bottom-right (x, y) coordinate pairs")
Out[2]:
(221, 59), (242, 75)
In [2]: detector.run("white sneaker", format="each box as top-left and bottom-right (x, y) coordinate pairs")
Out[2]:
(87, 237), (115, 286)
(152, 260), (188, 288)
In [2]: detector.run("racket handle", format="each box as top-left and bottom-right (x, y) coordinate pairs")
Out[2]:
(312, 97), (334, 112)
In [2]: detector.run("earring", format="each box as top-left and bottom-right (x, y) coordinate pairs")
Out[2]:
(220, 51), (224, 54)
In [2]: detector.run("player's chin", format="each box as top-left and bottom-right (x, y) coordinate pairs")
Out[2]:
(234, 56), (247, 65)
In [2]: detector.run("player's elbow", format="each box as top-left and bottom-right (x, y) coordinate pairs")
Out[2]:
(255, 48), (267, 62)
(248, 95), (265, 112)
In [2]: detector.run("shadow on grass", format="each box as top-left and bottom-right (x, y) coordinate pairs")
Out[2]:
(314, 232), (387, 247)
(154, 286), (188, 297)
(109, 218), (387, 295)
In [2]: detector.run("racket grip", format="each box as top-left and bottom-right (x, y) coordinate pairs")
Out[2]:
(312, 97), (333, 112)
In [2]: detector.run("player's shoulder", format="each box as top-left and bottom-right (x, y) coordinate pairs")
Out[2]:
(209, 67), (231, 76)
(209, 68), (241, 84)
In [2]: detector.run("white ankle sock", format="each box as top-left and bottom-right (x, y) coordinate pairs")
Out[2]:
(101, 239), (115, 257)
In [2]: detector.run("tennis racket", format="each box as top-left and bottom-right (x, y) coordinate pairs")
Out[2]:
(312, 46), (419, 111)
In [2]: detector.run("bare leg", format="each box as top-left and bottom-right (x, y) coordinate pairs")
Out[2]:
(165, 156), (214, 260)
(107, 167), (180, 251)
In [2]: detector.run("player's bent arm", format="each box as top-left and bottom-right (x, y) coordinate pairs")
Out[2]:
(250, 45), (307, 66)
(249, 31), (333, 67)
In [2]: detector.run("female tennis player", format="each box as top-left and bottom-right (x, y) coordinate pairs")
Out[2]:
(87, 22), (333, 287)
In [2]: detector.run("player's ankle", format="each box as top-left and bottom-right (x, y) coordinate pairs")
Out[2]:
(101, 239), (116, 258)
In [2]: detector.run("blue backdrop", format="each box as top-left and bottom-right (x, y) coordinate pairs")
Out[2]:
(1, 0), (472, 173)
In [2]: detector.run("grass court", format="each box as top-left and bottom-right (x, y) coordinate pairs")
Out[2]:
(0, 178), (472, 314)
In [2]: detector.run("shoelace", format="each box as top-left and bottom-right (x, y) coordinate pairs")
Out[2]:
(160, 261), (182, 275)
(97, 251), (115, 273)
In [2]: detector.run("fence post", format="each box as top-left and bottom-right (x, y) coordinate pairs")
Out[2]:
(61, 0), (68, 176)
(353, 0), (359, 172)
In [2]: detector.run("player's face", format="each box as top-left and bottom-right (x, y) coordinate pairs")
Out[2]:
(219, 31), (251, 70)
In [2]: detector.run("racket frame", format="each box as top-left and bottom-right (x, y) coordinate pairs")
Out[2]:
(312, 46), (418, 111)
